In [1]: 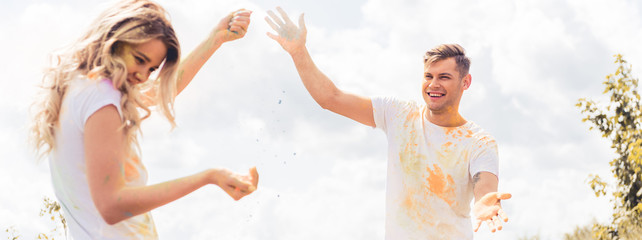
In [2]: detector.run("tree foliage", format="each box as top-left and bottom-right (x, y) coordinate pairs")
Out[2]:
(576, 54), (642, 239)
(3, 197), (66, 240)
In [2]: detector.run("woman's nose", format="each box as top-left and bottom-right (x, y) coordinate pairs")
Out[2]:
(135, 71), (149, 81)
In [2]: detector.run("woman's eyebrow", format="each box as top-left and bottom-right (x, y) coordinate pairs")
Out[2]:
(134, 50), (151, 62)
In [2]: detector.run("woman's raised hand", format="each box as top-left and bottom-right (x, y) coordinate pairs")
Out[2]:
(214, 9), (253, 43)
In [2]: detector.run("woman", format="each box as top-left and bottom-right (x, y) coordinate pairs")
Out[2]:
(29, 0), (258, 239)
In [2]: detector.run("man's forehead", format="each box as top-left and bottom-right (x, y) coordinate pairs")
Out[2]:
(424, 58), (458, 73)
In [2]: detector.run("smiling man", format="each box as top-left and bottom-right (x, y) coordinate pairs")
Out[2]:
(265, 7), (511, 239)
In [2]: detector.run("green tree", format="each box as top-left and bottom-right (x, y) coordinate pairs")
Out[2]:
(576, 54), (642, 239)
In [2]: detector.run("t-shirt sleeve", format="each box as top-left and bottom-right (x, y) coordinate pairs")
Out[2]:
(77, 79), (123, 128)
(468, 135), (499, 178)
(372, 96), (398, 133)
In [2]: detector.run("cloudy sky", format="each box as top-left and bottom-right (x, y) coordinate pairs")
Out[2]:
(1, 0), (641, 239)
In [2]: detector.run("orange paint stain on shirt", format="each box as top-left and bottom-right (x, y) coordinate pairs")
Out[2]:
(444, 128), (455, 136)
(123, 155), (141, 182)
(406, 109), (420, 122)
(465, 130), (473, 138)
(401, 187), (435, 228)
(425, 164), (456, 207)
(402, 188), (416, 211)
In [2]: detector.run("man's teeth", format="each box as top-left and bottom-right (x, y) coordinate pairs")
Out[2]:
(429, 93), (444, 97)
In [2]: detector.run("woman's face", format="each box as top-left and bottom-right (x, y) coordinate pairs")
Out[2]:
(118, 39), (167, 85)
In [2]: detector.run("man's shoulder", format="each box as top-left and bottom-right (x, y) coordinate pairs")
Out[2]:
(373, 96), (422, 111)
(465, 121), (497, 146)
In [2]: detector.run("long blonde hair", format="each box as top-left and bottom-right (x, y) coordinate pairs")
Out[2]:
(30, 0), (181, 160)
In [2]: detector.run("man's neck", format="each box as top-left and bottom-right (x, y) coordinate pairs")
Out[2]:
(424, 107), (467, 127)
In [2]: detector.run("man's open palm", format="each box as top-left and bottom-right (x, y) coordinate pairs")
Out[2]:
(473, 192), (511, 233)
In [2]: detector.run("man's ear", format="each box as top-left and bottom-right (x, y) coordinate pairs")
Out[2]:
(463, 74), (472, 90)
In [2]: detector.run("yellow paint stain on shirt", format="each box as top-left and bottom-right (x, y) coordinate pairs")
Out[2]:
(124, 214), (157, 239)
(425, 164), (456, 207)
(399, 143), (422, 177)
(399, 111), (424, 177)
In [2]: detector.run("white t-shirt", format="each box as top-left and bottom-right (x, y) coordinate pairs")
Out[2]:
(50, 76), (158, 239)
(372, 97), (499, 240)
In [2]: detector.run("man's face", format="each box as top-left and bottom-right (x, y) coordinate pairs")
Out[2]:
(422, 57), (470, 114)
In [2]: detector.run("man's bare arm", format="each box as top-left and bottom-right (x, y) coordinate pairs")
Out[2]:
(472, 171), (511, 233)
(265, 7), (374, 127)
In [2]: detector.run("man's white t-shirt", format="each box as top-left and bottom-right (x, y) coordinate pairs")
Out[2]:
(372, 97), (499, 240)
(50, 76), (158, 239)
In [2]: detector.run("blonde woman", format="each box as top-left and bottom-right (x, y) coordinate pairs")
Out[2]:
(29, 0), (258, 239)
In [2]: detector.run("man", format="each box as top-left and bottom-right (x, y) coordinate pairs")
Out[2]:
(265, 7), (511, 239)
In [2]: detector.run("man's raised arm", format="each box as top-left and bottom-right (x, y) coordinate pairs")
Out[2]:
(265, 7), (374, 127)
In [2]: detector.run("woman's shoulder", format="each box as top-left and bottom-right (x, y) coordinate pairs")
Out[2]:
(68, 76), (122, 100)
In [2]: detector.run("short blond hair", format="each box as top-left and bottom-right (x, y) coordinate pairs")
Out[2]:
(424, 44), (471, 79)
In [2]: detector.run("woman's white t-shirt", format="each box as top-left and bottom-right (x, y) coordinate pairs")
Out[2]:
(50, 76), (158, 239)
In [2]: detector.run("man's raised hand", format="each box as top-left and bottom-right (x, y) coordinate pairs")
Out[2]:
(265, 7), (307, 55)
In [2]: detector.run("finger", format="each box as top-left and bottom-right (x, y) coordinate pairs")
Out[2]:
(496, 192), (512, 200)
(276, 7), (294, 25)
(250, 166), (259, 187)
(233, 9), (252, 17)
(233, 16), (251, 24)
(229, 25), (246, 35)
(266, 32), (280, 41)
(486, 220), (496, 233)
(227, 175), (253, 192)
(230, 20), (250, 32)
(267, 10), (284, 26)
(230, 16), (250, 29)
(498, 208), (509, 222)
(227, 184), (246, 193)
(473, 219), (482, 232)
(492, 215), (503, 231)
(229, 189), (244, 201)
(222, 185), (241, 201)
(264, 16), (281, 33)
(228, 29), (244, 37)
